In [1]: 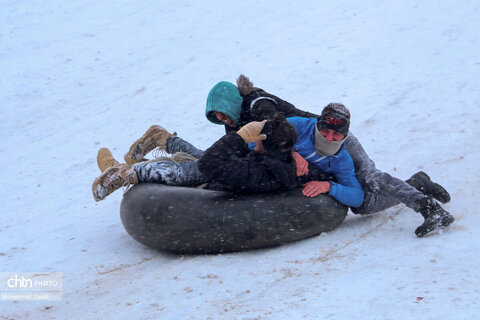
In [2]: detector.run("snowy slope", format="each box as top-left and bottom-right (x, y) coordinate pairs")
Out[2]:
(1, 0), (479, 319)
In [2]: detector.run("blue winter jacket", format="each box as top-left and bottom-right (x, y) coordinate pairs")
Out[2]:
(287, 117), (364, 208)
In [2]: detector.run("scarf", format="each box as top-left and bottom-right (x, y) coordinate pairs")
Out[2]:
(314, 126), (346, 156)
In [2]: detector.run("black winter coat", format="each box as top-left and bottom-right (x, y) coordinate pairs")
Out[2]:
(225, 87), (320, 133)
(197, 132), (332, 193)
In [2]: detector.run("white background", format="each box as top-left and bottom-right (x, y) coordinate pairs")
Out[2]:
(1, 0), (479, 319)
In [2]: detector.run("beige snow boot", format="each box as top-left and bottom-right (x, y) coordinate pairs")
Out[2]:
(97, 147), (120, 172)
(92, 164), (138, 201)
(124, 125), (176, 164)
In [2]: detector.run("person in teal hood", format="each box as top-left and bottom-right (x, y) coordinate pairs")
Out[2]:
(204, 76), (318, 133)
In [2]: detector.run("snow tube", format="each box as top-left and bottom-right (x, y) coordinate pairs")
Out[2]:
(120, 183), (348, 254)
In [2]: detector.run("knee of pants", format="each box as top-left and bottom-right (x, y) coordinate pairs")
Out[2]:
(362, 171), (392, 193)
(350, 191), (401, 216)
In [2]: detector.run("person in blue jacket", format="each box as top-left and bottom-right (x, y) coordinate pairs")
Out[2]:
(286, 104), (364, 208)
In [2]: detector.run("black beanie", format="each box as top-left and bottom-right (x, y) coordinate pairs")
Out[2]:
(250, 98), (277, 122)
(317, 103), (351, 136)
(261, 114), (298, 160)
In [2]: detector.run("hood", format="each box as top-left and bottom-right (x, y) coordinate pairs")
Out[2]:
(205, 81), (243, 125)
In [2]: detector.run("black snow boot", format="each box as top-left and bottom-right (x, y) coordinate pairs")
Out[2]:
(407, 171), (451, 204)
(414, 196), (455, 237)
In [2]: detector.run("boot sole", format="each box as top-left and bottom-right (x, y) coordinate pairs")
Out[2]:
(415, 214), (455, 237)
(92, 175), (102, 202)
(127, 125), (169, 161)
(92, 166), (117, 201)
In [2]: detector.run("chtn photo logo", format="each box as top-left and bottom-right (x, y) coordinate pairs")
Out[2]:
(7, 274), (58, 288)
(1, 272), (63, 301)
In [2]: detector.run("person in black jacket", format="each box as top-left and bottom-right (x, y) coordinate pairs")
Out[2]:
(92, 115), (332, 201)
(198, 117), (298, 193)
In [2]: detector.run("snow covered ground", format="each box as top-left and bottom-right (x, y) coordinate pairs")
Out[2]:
(1, 0), (479, 318)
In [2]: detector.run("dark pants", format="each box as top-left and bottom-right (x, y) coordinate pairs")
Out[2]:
(134, 136), (207, 186)
(167, 136), (205, 159)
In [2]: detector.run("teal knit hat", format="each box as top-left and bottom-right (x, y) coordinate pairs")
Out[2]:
(205, 81), (243, 125)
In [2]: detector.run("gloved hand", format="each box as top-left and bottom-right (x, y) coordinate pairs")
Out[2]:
(292, 151), (309, 177)
(302, 181), (331, 197)
(236, 120), (267, 143)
